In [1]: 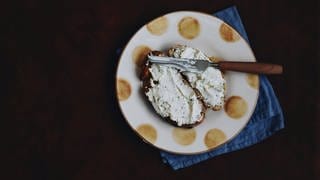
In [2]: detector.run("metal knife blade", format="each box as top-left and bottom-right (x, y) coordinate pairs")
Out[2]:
(147, 54), (218, 73)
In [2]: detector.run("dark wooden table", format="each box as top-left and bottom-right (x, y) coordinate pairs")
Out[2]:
(1, 0), (318, 179)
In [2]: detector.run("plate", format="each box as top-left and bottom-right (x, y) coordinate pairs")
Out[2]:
(116, 11), (259, 154)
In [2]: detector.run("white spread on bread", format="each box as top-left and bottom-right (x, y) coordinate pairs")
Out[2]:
(169, 45), (225, 109)
(146, 64), (203, 126)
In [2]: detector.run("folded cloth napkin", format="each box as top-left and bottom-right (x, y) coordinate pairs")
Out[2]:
(160, 6), (285, 170)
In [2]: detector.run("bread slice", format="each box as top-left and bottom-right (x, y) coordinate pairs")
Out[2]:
(140, 45), (226, 127)
(168, 45), (226, 111)
(140, 51), (206, 127)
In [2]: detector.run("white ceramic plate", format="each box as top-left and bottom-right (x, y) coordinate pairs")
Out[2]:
(116, 11), (259, 154)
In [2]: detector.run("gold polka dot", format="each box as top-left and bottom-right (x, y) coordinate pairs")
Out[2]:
(132, 45), (152, 67)
(204, 128), (226, 149)
(172, 128), (196, 146)
(178, 17), (200, 39)
(247, 74), (259, 89)
(117, 78), (131, 101)
(136, 124), (157, 144)
(224, 96), (248, 119)
(219, 23), (240, 42)
(146, 16), (168, 35)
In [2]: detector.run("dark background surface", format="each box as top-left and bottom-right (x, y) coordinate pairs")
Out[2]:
(1, 0), (319, 179)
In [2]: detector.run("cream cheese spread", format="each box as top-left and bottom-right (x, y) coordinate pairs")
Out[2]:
(146, 64), (203, 126)
(169, 45), (225, 109)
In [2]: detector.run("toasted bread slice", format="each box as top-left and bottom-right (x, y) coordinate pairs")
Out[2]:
(140, 51), (206, 127)
(168, 45), (226, 111)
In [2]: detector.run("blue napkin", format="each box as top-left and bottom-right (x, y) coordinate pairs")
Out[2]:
(160, 6), (285, 170)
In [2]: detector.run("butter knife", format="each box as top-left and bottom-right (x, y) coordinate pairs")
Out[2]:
(148, 55), (283, 74)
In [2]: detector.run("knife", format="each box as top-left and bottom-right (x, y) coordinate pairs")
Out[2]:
(147, 54), (283, 74)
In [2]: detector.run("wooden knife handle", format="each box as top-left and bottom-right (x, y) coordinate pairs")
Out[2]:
(218, 61), (283, 74)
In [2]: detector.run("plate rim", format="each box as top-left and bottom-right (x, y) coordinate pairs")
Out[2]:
(115, 10), (260, 155)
